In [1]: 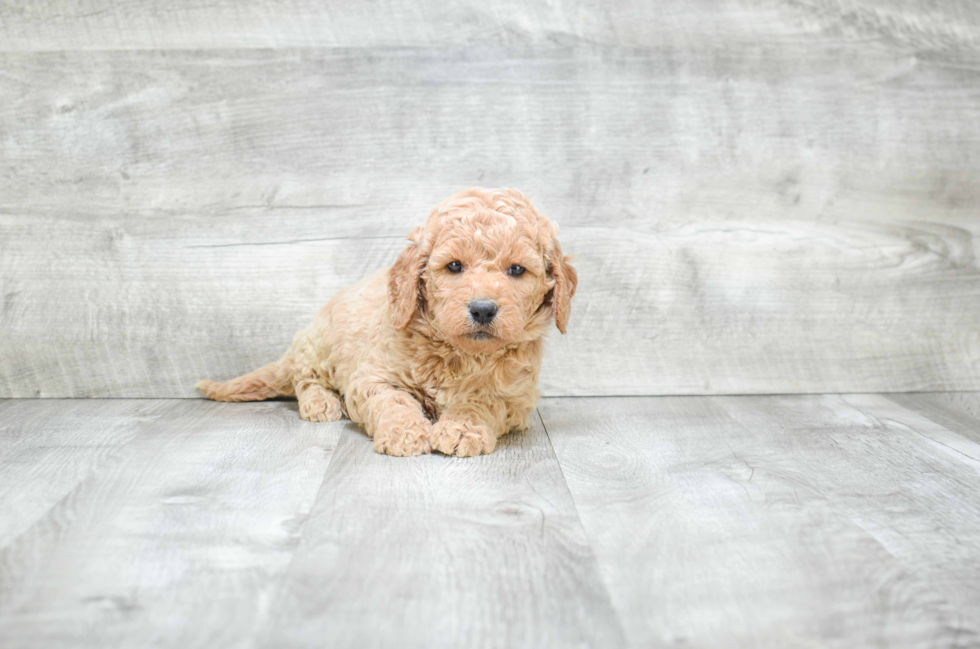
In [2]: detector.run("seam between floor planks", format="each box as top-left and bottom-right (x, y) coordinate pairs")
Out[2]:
(253, 414), (628, 649)
(533, 407), (633, 642)
(533, 407), (632, 644)
(540, 394), (980, 648)
(0, 399), (175, 552)
(251, 414), (352, 646)
(0, 400), (344, 649)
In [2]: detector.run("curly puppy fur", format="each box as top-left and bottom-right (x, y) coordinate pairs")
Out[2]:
(197, 188), (577, 457)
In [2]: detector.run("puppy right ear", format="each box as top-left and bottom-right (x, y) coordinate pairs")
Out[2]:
(388, 227), (428, 330)
(548, 237), (578, 335)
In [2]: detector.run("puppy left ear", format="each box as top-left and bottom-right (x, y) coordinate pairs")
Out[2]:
(548, 237), (578, 334)
(388, 227), (428, 330)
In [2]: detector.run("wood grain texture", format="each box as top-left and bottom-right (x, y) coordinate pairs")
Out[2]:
(0, 398), (168, 549)
(888, 392), (980, 446)
(540, 395), (980, 648)
(3, 0), (977, 52)
(2, 43), (979, 397)
(258, 417), (626, 649)
(4, 394), (980, 647)
(720, 393), (980, 638)
(0, 400), (341, 649)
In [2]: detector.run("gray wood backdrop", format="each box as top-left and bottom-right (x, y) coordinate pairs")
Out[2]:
(1, 0), (979, 398)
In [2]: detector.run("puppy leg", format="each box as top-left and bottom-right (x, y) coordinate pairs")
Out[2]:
(295, 379), (344, 422)
(431, 401), (506, 457)
(346, 379), (432, 457)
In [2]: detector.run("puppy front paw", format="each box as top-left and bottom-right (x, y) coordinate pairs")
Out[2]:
(374, 418), (432, 457)
(299, 389), (344, 422)
(430, 419), (496, 457)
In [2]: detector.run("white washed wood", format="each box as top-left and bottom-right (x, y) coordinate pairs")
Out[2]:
(4, 48), (980, 218)
(540, 396), (980, 648)
(6, 213), (980, 398)
(889, 392), (980, 446)
(717, 394), (980, 638)
(858, 393), (980, 465)
(0, 400), (341, 649)
(3, 394), (980, 647)
(2, 45), (980, 397)
(3, 0), (978, 52)
(0, 399), (169, 549)
(257, 417), (626, 649)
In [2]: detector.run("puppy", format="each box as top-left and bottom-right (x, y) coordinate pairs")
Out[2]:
(197, 188), (577, 457)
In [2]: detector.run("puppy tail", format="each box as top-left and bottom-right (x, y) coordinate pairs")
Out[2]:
(197, 361), (293, 402)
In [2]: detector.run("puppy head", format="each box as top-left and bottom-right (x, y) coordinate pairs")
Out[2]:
(388, 188), (577, 353)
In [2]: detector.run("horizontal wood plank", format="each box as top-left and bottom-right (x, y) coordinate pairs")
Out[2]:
(257, 416), (626, 649)
(2, 45), (979, 397)
(3, 0), (978, 52)
(4, 47), (980, 217)
(2, 211), (979, 397)
(540, 395), (980, 647)
(0, 400), (341, 649)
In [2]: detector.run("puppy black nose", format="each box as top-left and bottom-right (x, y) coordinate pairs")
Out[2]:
(468, 300), (498, 325)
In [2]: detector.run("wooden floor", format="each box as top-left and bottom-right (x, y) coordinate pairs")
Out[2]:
(1, 394), (979, 648)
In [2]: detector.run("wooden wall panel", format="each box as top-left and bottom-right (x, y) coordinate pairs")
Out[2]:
(4, 209), (979, 397)
(1, 1), (979, 53)
(1, 9), (979, 397)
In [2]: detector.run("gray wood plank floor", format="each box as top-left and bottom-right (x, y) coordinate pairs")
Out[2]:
(0, 400), (339, 649)
(258, 416), (625, 649)
(2, 394), (980, 648)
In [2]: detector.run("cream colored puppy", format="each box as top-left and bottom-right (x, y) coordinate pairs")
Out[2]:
(198, 188), (577, 457)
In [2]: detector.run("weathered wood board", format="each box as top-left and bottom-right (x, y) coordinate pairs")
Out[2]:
(889, 391), (980, 447)
(1, 0), (979, 52)
(720, 394), (980, 629)
(0, 400), (340, 649)
(257, 417), (626, 649)
(2, 3), (980, 398)
(0, 398), (169, 548)
(3, 394), (980, 646)
(2, 43), (979, 397)
(540, 395), (980, 647)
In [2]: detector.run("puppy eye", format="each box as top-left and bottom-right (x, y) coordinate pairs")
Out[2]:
(508, 265), (526, 277)
(446, 261), (463, 273)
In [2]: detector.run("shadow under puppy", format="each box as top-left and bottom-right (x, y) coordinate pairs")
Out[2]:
(198, 188), (577, 457)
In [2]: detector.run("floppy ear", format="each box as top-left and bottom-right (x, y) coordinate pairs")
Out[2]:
(547, 237), (578, 334)
(388, 227), (428, 330)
